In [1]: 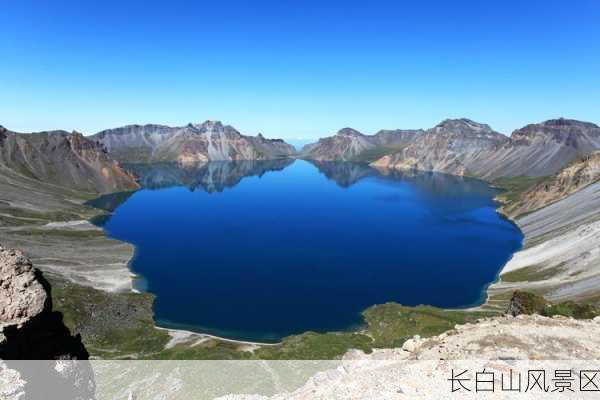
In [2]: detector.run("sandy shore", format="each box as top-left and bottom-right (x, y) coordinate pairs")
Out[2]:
(157, 326), (280, 350)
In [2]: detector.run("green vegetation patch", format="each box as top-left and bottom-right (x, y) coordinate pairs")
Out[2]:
(256, 332), (373, 360)
(501, 263), (565, 283)
(254, 304), (486, 359)
(545, 302), (600, 319)
(49, 277), (170, 359)
(362, 303), (487, 348)
(493, 176), (545, 203)
(49, 278), (600, 360)
(508, 291), (600, 320)
(492, 176), (547, 216)
(51, 275), (489, 360)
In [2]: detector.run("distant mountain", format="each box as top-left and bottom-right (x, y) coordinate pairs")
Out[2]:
(371, 119), (509, 177)
(301, 127), (422, 162)
(482, 119), (600, 179)
(0, 126), (138, 193)
(371, 118), (600, 179)
(92, 121), (296, 164)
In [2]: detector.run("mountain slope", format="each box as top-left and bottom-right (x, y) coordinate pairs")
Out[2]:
(301, 128), (422, 162)
(482, 118), (600, 179)
(92, 121), (296, 163)
(501, 151), (600, 217)
(0, 126), (138, 194)
(372, 118), (508, 176)
(372, 118), (600, 179)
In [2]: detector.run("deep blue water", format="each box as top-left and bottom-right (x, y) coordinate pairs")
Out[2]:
(91, 160), (522, 342)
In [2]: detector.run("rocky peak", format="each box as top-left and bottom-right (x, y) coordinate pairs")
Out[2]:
(511, 118), (600, 144)
(97, 124), (173, 137)
(65, 131), (97, 151)
(542, 118), (599, 129)
(432, 118), (496, 136)
(191, 120), (225, 132)
(336, 128), (363, 137)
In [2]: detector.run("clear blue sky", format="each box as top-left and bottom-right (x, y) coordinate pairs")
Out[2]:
(2, 0), (599, 139)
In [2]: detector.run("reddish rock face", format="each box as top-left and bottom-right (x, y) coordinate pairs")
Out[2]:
(0, 128), (139, 194)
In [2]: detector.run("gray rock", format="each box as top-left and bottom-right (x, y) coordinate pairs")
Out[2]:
(92, 120), (296, 163)
(301, 127), (422, 162)
(371, 118), (600, 180)
(0, 246), (47, 330)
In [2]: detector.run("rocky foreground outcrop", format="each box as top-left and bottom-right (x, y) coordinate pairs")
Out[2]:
(219, 314), (600, 400)
(371, 118), (600, 179)
(0, 126), (138, 194)
(0, 245), (88, 360)
(0, 247), (47, 330)
(92, 120), (296, 164)
(0, 245), (94, 399)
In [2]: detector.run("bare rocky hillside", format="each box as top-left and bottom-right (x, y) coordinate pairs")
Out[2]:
(92, 121), (296, 164)
(371, 118), (600, 179)
(0, 126), (138, 194)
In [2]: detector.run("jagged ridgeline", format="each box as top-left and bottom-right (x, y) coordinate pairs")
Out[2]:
(300, 127), (423, 162)
(92, 120), (296, 164)
(0, 121), (297, 195)
(302, 118), (600, 180)
(0, 125), (138, 194)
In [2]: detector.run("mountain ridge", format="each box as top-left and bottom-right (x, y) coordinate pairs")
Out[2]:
(369, 117), (600, 179)
(0, 126), (138, 194)
(300, 127), (423, 162)
(92, 120), (296, 164)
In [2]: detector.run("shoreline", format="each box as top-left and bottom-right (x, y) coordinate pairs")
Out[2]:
(156, 326), (281, 349)
(471, 194), (524, 309)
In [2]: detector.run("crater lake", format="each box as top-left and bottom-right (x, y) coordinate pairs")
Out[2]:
(90, 160), (522, 342)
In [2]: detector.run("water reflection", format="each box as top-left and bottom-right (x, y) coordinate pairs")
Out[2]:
(309, 160), (498, 199)
(126, 159), (294, 192)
